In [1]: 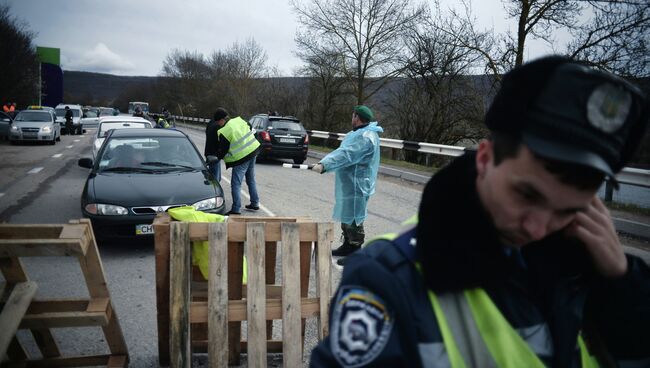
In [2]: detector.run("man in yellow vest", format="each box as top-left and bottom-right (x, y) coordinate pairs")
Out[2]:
(213, 107), (261, 215)
(310, 56), (650, 367)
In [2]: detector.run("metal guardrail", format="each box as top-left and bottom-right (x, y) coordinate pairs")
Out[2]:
(164, 114), (650, 189)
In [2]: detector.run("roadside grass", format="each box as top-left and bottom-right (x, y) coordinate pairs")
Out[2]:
(309, 144), (438, 174)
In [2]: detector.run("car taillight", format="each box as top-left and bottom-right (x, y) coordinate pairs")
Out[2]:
(260, 131), (271, 141)
(304, 134), (309, 144)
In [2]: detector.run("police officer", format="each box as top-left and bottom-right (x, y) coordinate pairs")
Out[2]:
(64, 106), (73, 135)
(213, 107), (261, 215)
(310, 56), (650, 367)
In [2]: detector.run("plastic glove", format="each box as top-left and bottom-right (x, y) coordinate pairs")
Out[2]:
(312, 163), (324, 174)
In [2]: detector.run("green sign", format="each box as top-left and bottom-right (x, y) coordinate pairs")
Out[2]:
(36, 46), (60, 66)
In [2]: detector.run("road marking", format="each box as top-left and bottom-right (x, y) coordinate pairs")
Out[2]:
(27, 167), (44, 174)
(52, 153), (63, 158)
(73, 139), (80, 142)
(66, 145), (73, 148)
(221, 176), (276, 216)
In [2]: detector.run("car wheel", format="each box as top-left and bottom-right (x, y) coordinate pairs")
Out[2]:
(294, 158), (305, 165)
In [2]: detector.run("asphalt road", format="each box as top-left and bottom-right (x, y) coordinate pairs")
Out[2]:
(0, 124), (647, 367)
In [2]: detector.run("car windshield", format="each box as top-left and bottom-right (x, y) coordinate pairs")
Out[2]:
(99, 108), (114, 116)
(99, 122), (151, 137)
(55, 108), (81, 118)
(97, 136), (203, 172)
(270, 120), (304, 131)
(14, 111), (51, 122)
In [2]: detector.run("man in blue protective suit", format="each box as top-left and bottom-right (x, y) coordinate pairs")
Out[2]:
(312, 105), (383, 266)
(310, 56), (650, 367)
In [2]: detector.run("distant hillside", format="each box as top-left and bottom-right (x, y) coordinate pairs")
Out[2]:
(63, 70), (158, 104)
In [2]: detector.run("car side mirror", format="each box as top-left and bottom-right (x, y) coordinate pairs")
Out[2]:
(78, 158), (93, 168)
(206, 155), (219, 164)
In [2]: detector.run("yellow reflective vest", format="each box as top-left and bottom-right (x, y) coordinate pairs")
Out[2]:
(217, 116), (260, 164)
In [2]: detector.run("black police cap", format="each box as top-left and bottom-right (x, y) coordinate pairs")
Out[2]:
(485, 56), (648, 180)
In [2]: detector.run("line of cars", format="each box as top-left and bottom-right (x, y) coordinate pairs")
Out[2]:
(79, 116), (226, 244)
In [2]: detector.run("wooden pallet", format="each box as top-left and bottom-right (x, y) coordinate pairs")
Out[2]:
(154, 214), (333, 367)
(0, 219), (129, 367)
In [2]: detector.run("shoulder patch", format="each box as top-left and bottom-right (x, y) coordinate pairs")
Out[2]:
(330, 285), (394, 367)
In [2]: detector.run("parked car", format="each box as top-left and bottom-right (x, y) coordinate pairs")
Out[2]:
(55, 103), (84, 135)
(0, 111), (13, 140)
(249, 114), (309, 164)
(93, 116), (152, 158)
(99, 107), (119, 116)
(78, 128), (226, 243)
(81, 108), (100, 129)
(9, 109), (61, 145)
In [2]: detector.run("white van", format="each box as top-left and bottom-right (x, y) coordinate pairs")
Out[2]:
(55, 103), (84, 135)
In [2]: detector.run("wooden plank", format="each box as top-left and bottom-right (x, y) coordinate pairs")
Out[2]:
(192, 283), (282, 299)
(246, 222), (267, 367)
(0, 281), (38, 358)
(169, 221), (191, 368)
(281, 223), (302, 367)
(192, 340), (284, 353)
(0, 257), (28, 282)
(58, 224), (90, 255)
(107, 354), (128, 367)
(190, 298), (321, 323)
(227, 240), (244, 366)
(0, 239), (86, 257)
(26, 299), (90, 313)
(20, 310), (109, 329)
(299, 240), (311, 345)
(208, 222), (228, 368)
(317, 223), (334, 339)
(30, 329), (61, 358)
(153, 213), (172, 366)
(0, 224), (63, 239)
(86, 298), (109, 313)
(189, 222), (319, 242)
(76, 219), (129, 358)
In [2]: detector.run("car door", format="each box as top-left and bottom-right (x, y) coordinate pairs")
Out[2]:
(81, 110), (100, 128)
(51, 111), (61, 138)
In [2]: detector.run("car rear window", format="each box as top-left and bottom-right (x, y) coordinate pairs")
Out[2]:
(55, 108), (81, 118)
(99, 122), (151, 137)
(270, 120), (304, 131)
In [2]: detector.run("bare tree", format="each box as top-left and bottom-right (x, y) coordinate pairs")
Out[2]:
(160, 49), (212, 116)
(567, 0), (649, 77)
(388, 5), (488, 164)
(292, 0), (426, 104)
(0, 4), (39, 106)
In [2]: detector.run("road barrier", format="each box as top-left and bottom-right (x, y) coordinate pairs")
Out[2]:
(0, 219), (129, 367)
(153, 214), (334, 367)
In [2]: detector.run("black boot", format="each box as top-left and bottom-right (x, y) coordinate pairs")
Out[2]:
(331, 241), (361, 257)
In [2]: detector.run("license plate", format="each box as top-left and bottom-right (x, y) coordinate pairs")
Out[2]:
(135, 224), (154, 235)
(23, 133), (37, 138)
(279, 138), (295, 143)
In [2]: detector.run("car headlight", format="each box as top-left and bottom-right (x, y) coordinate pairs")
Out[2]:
(11, 125), (18, 131)
(84, 203), (129, 215)
(192, 197), (224, 211)
(42, 126), (52, 133)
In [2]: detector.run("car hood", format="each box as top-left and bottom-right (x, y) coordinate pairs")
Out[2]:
(88, 170), (220, 206)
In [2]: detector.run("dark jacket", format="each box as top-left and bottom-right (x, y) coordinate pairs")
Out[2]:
(310, 152), (650, 367)
(65, 109), (73, 122)
(204, 119), (220, 157)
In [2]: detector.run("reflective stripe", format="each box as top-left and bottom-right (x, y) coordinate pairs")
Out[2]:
(229, 129), (253, 149)
(428, 291), (467, 368)
(228, 134), (258, 156)
(517, 324), (554, 358)
(464, 289), (546, 368)
(418, 342), (451, 368)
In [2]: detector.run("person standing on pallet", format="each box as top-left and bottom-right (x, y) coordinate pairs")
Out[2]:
(310, 57), (650, 367)
(312, 105), (383, 266)
(213, 107), (261, 215)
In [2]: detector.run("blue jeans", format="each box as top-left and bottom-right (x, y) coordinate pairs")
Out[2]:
(230, 157), (259, 212)
(208, 160), (221, 182)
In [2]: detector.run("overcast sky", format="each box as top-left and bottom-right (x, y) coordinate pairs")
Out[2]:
(9, 0), (566, 77)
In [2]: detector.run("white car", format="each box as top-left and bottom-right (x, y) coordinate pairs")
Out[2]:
(55, 104), (84, 135)
(93, 116), (152, 158)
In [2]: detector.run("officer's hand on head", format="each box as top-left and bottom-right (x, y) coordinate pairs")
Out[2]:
(312, 163), (324, 174)
(565, 196), (628, 277)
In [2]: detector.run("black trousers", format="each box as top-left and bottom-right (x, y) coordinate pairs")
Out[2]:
(341, 221), (365, 247)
